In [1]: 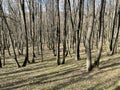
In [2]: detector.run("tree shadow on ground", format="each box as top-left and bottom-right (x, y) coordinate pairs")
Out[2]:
(115, 86), (120, 90)
(2, 63), (120, 90)
(0, 53), (120, 90)
(100, 56), (120, 70)
(51, 55), (120, 90)
(51, 65), (120, 90)
(0, 64), (54, 76)
(86, 56), (120, 90)
(0, 65), (82, 90)
(0, 57), (56, 76)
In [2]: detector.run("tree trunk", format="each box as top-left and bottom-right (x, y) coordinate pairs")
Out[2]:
(31, 1), (36, 63)
(86, 0), (95, 72)
(62, 0), (67, 64)
(21, 0), (30, 67)
(75, 0), (84, 60)
(0, 2), (21, 67)
(111, 4), (120, 55)
(93, 0), (106, 67)
(0, 16), (2, 68)
(56, 0), (61, 65)
(39, 2), (43, 62)
(109, 0), (119, 51)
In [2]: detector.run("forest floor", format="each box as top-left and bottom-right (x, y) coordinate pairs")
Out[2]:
(0, 46), (120, 90)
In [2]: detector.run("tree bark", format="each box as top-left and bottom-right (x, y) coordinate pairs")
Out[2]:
(62, 0), (67, 64)
(86, 0), (95, 72)
(109, 0), (119, 51)
(75, 0), (84, 60)
(20, 0), (30, 67)
(56, 0), (61, 65)
(111, 4), (120, 55)
(93, 0), (106, 67)
(0, 1), (21, 67)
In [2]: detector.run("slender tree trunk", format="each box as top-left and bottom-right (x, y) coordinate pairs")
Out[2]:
(40, 3), (43, 62)
(7, 43), (11, 56)
(56, 0), (61, 65)
(93, 0), (106, 67)
(62, 0), (67, 64)
(32, 1), (36, 63)
(1, 19), (5, 66)
(109, 0), (119, 51)
(0, 17), (2, 68)
(3, 34), (5, 65)
(111, 5), (120, 55)
(0, 2), (21, 67)
(51, 0), (56, 56)
(21, 0), (30, 67)
(75, 0), (84, 60)
(86, 0), (95, 72)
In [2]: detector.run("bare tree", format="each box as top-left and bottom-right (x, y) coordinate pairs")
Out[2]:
(75, 0), (84, 60)
(55, 0), (61, 65)
(62, 0), (67, 64)
(111, 3), (120, 55)
(109, 0), (119, 52)
(0, 0), (21, 67)
(93, 0), (106, 67)
(85, 0), (95, 72)
(20, 0), (30, 67)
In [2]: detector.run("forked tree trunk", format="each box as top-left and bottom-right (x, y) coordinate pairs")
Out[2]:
(93, 0), (106, 67)
(75, 0), (84, 60)
(20, 0), (30, 67)
(111, 4), (120, 55)
(109, 0), (119, 51)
